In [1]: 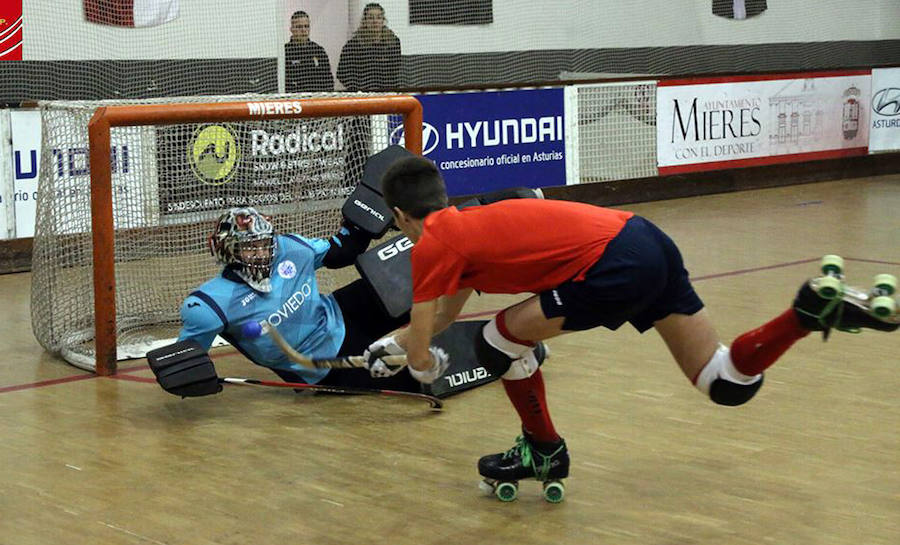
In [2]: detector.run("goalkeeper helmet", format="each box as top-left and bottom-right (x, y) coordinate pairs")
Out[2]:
(209, 207), (277, 292)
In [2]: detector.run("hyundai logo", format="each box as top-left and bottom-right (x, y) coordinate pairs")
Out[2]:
(872, 88), (900, 117)
(390, 122), (440, 155)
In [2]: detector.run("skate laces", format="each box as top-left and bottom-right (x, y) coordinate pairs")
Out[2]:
(504, 435), (564, 480)
(797, 289), (861, 337)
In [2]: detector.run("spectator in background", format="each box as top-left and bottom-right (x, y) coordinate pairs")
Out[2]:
(284, 10), (334, 93)
(337, 3), (401, 92)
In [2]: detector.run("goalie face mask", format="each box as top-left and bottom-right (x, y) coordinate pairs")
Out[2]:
(209, 207), (277, 293)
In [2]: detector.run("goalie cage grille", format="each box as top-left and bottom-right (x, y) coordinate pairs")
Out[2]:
(30, 93), (423, 373)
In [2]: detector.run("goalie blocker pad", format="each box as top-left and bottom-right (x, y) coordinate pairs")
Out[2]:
(426, 320), (498, 398)
(355, 234), (414, 318)
(341, 145), (416, 238)
(146, 340), (222, 398)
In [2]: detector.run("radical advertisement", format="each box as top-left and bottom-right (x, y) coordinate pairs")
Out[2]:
(870, 68), (900, 153)
(156, 117), (353, 219)
(390, 89), (566, 196)
(657, 72), (871, 174)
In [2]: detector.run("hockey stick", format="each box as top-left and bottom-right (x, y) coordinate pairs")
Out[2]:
(244, 320), (408, 372)
(219, 377), (442, 409)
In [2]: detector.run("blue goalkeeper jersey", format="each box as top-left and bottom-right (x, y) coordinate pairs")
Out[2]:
(177, 234), (344, 384)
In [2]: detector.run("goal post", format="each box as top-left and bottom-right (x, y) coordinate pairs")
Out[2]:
(36, 95), (422, 376)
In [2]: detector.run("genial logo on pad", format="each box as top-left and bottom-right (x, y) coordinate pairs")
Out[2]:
(189, 124), (240, 185)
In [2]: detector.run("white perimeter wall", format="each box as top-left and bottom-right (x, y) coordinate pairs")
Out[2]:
(23, 1), (900, 61)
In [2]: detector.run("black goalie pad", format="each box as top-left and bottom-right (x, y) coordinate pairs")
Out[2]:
(426, 320), (499, 398)
(341, 183), (394, 239)
(146, 340), (222, 398)
(355, 234), (414, 318)
(457, 186), (543, 209)
(361, 144), (416, 193)
(341, 145), (416, 238)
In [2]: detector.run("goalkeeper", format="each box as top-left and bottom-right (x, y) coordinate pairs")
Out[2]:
(177, 205), (423, 392)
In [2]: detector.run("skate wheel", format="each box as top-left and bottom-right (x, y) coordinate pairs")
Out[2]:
(873, 274), (897, 296)
(542, 480), (565, 503)
(870, 296), (897, 319)
(816, 276), (842, 299)
(820, 255), (844, 276)
(495, 481), (518, 502)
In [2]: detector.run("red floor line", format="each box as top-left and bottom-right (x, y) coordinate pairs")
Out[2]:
(0, 373), (97, 393)
(109, 374), (157, 384)
(3, 256), (895, 394)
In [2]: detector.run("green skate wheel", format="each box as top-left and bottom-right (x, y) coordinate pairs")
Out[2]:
(873, 274), (897, 296)
(495, 481), (518, 502)
(870, 296), (896, 319)
(816, 276), (842, 299)
(542, 480), (565, 503)
(820, 255), (844, 276)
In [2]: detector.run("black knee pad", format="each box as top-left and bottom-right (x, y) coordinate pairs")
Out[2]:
(473, 326), (514, 377)
(709, 375), (764, 406)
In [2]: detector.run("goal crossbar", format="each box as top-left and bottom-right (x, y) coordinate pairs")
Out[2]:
(87, 95), (423, 375)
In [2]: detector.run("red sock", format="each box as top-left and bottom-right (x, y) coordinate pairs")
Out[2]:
(501, 369), (559, 444)
(730, 309), (810, 376)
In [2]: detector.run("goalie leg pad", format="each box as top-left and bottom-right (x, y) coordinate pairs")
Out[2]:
(146, 340), (222, 398)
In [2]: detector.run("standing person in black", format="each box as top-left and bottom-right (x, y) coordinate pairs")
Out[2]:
(336, 3), (401, 92)
(284, 10), (334, 93)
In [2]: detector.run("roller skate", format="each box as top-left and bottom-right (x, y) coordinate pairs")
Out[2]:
(477, 433), (569, 503)
(793, 255), (899, 339)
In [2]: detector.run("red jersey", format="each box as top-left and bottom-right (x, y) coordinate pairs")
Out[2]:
(411, 199), (634, 302)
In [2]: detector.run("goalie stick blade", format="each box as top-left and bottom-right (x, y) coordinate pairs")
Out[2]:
(219, 377), (442, 410)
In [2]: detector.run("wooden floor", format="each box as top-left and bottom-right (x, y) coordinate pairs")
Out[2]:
(1, 177), (898, 545)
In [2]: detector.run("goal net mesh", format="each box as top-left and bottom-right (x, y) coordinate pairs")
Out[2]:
(31, 93), (398, 370)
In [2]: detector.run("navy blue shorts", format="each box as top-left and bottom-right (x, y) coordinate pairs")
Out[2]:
(538, 216), (704, 333)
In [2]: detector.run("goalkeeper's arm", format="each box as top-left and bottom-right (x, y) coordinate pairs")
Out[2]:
(321, 220), (374, 269)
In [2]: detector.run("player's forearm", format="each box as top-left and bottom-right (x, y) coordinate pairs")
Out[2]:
(432, 288), (473, 335)
(404, 301), (437, 371)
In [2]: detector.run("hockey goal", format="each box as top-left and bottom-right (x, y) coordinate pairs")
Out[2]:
(31, 94), (422, 375)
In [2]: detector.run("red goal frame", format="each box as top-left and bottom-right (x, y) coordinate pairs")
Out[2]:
(87, 95), (423, 375)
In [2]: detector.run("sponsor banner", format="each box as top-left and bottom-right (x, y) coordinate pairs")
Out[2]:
(658, 72), (871, 174)
(10, 110), (39, 237)
(0, 0), (23, 61)
(390, 89), (566, 197)
(9, 110), (152, 237)
(870, 68), (900, 153)
(156, 119), (353, 219)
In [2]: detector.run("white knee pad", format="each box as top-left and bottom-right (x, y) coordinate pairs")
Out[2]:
(483, 316), (532, 359)
(483, 316), (540, 380)
(502, 351), (540, 380)
(694, 344), (761, 395)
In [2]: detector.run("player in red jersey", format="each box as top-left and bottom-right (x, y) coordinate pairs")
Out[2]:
(364, 156), (898, 502)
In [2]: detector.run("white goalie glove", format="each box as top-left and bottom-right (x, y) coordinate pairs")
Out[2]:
(363, 336), (407, 378)
(408, 347), (450, 385)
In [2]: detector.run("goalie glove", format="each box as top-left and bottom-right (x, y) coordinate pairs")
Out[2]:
(364, 336), (406, 378)
(408, 347), (450, 385)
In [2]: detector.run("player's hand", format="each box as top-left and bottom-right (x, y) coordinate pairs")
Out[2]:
(408, 347), (450, 384)
(364, 336), (405, 360)
(364, 336), (406, 378)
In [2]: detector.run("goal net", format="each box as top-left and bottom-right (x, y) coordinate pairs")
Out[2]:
(30, 94), (422, 374)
